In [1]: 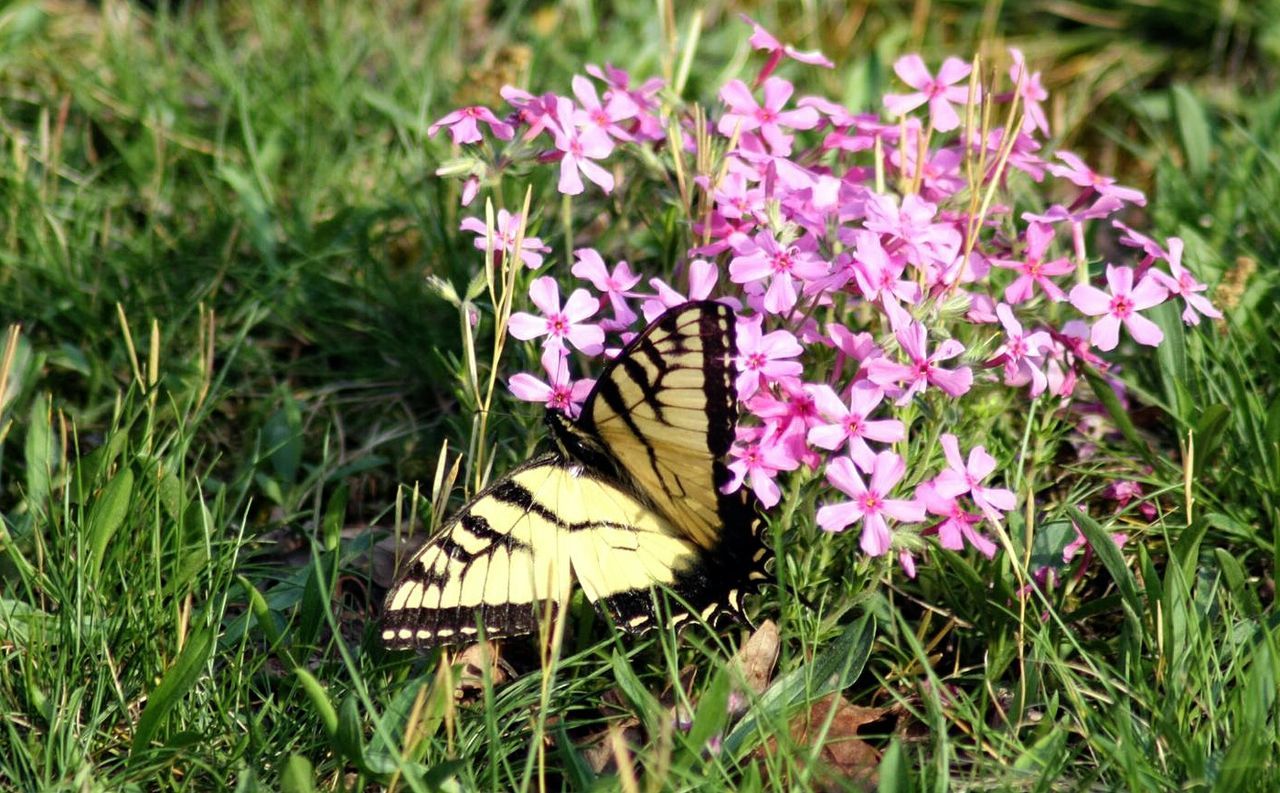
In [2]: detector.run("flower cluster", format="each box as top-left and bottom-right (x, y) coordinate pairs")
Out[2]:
(429, 17), (1220, 574)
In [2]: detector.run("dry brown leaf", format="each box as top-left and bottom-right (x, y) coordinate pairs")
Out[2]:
(451, 642), (508, 700)
(734, 620), (780, 695)
(757, 693), (887, 792)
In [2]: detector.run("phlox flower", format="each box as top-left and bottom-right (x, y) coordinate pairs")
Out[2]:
(807, 382), (905, 472)
(734, 318), (803, 399)
(860, 192), (960, 277)
(717, 77), (820, 153)
(1005, 48), (1049, 137)
(551, 97), (615, 195)
(992, 222), (1073, 304)
(725, 428), (798, 509)
(917, 481), (997, 558)
(883, 55), (977, 133)
(712, 172), (767, 222)
(929, 434), (1016, 526)
(1105, 479), (1158, 520)
(748, 378), (822, 469)
(1046, 152), (1146, 206)
(866, 321), (973, 404)
(728, 230), (829, 314)
(428, 105), (514, 144)
(572, 75), (638, 141)
(826, 323), (880, 383)
(571, 248), (641, 329)
(508, 276), (605, 355)
(1149, 238), (1222, 325)
(845, 230), (919, 308)
(584, 63), (666, 141)
(459, 210), (550, 269)
(992, 303), (1052, 396)
(508, 347), (595, 417)
(641, 260), (723, 322)
(739, 14), (834, 86)
(500, 86), (558, 140)
(816, 452), (925, 556)
(1069, 264), (1168, 351)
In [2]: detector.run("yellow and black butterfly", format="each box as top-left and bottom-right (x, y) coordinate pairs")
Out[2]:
(380, 300), (770, 650)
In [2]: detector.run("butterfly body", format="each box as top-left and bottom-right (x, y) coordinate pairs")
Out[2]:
(380, 301), (770, 650)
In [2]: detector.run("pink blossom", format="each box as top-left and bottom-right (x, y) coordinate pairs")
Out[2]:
(739, 13), (834, 84)
(571, 249), (641, 329)
(917, 481), (997, 558)
(725, 429), (798, 508)
(550, 97), (615, 195)
(728, 231), (829, 314)
(734, 318), (803, 399)
(1149, 238), (1222, 325)
(1006, 48), (1049, 137)
(508, 276), (606, 355)
(572, 75), (638, 141)
(641, 260), (723, 322)
(749, 378), (821, 469)
(992, 303), (1052, 395)
(428, 105), (514, 144)
(816, 452), (924, 556)
(1105, 479), (1157, 521)
(459, 210), (550, 269)
(826, 323), (881, 384)
(807, 383), (904, 472)
(1046, 152), (1146, 206)
(860, 192), (960, 277)
(992, 222), (1073, 304)
(929, 434), (1016, 525)
(717, 77), (820, 153)
(883, 55), (977, 133)
(584, 63), (666, 141)
(846, 230), (919, 308)
(508, 347), (595, 417)
(866, 321), (973, 404)
(1069, 265), (1168, 351)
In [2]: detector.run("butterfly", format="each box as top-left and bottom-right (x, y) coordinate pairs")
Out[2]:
(380, 300), (769, 649)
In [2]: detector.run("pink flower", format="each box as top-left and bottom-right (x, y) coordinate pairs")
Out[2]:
(571, 248), (641, 329)
(728, 231), (829, 314)
(508, 276), (606, 355)
(508, 347), (596, 417)
(584, 63), (666, 141)
(739, 13), (834, 84)
(992, 303), (1052, 396)
(917, 481), (997, 558)
(749, 378), (821, 469)
(459, 210), (550, 269)
(929, 434), (1016, 526)
(428, 105), (514, 144)
(1149, 238), (1222, 326)
(551, 97), (615, 195)
(1006, 48), (1049, 137)
(1046, 152), (1146, 206)
(846, 230), (919, 308)
(725, 429), (798, 508)
(866, 321), (973, 404)
(717, 77), (820, 153)
(816, 452), (925, 556)
(501, 86), (558, 140)
(1069, 265), (1168, 351)
(883, 55), (977, 133)
(572, 75), (638, 141)
(992, 222), (1073, 304)
(734, 318), (803, 399)
(807, 383), (904, 472)
(641, 260), (724, 322)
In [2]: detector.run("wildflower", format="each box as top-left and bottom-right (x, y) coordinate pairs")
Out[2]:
(1149, 238), (1222, 325)
(725, 428), (797, 508)
(883, 55), (977, 133)
(508, 276), (605, 354)
(641, 260), (724, 322)
(550, 97), (615, 195)
(807, 382), (905, 472)
(459, 210), (550, 269)
(917, 481), (997, 558)
(508, 347), (595, 417)
(866, 321), (973, 404)
(428, 105), (514, 144)
(1046, 152), (1145, 206)
(584, 63), (666, 141)
(992, 303), (1052, 395)
(1005, 48), (1049, 137)
(500, 86), (558, 140)
(816, 451), (924, 556)
(992, 222), (1073, 304)
(928, 434), (1016, 525)
(734, 318), (803, 399)
(728, 230), (829, 314)
(845, 230), (919, 308)
(717, 77), (820, 153)
(739, 14), (834, 84)
(571, 248), (641, 328)
(572, 75), (638, 141)
(1069, 264), (1168, 351)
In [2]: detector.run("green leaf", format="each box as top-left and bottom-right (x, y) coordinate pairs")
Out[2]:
(877, 738), (911, 793)
(1171, 84), (1211, 178)
(1083, 369), (1162, 472)
(23, 393), (52, 508)
(294, 668), (339, 738)
(279, 755), (316, 793)
(686, 664), (731, 754)
(1073, 511), (1143, 629)
(335, 695), (365, 768)
(264, 394), (303, 485)
(130, 625), (214, 756)
(88, 466), (134, 581)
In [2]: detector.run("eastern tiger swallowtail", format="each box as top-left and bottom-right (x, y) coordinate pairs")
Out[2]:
(380, 300), (770, 650)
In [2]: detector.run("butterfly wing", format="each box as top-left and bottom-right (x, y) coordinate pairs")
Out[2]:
(577, 300), (770, 621)
(380, 456), (705, 650)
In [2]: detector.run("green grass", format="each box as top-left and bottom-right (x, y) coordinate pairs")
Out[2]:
(1, 1), (1278, 790)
